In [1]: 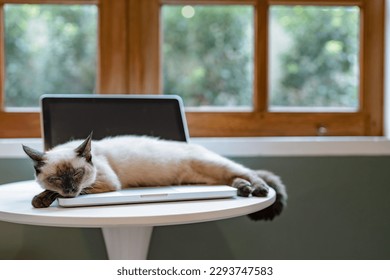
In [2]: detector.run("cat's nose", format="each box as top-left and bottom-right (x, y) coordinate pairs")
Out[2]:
(62, 190), (77, 197)
(62, 184), (78, 197)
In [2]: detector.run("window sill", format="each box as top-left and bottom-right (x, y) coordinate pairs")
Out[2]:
(1, 136), (390, 159)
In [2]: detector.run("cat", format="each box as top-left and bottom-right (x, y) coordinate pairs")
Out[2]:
(22, 133), (287, 221)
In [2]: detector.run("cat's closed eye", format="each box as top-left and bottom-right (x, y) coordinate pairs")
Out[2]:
(73, 168), (84, 179)
(47, 176), (61, 184)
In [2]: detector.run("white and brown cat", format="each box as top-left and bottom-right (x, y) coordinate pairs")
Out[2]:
(23, 133), (287, 221)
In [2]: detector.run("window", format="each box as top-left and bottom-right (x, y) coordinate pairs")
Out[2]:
(4, 4), (97, 108)
(269, 6), (360, 111)
(0, 0), (385, 138)
(162, 5), (254, 108)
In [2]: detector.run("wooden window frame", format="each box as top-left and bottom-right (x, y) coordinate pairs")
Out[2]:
(0, 0), (385, 138)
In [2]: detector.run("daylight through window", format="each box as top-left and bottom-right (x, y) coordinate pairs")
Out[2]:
(4, 4), (97, 108)
(269, 6), (360, 111)
(162, 5), (254, 108)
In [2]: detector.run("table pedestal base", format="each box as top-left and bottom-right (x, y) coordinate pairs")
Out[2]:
(102, 226), (153, 260)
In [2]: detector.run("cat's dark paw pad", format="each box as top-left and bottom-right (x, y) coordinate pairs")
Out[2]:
(31, 190), (59, 208)
(237, 185), (252, 197)
(31, 195), (51, 208)
(251, 184), (269, 197)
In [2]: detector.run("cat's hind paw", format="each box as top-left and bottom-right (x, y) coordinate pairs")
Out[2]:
(232, 178), (252, 197)
(251, 183), (269, 197)
(237, 185), (252, 197)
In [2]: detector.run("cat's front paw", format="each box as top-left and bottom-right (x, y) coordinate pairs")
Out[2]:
(31, 190), (59, 208)
(32, 195), (51, 208)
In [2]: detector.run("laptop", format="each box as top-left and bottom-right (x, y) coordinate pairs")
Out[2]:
(41, 94), (189, 150)
(56, 185), (236, 207)
(40, 94), (236, 207)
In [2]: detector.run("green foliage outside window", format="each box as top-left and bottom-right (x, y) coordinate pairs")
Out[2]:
(3, 5), (359, 109)
(163, 5), (360, 109)
(163, 6), (254, 107)
(4, 5), (97, 107)
(269, 6), (360, 109)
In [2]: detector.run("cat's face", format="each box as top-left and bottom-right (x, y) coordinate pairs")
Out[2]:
(23, 134), (97, 197)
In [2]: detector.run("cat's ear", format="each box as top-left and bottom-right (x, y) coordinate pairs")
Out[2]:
(22, 145), (45, 173)
(75, 132), (93, 163)
(22, 145), (44, 162)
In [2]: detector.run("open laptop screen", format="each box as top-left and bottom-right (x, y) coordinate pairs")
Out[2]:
(41, 95), (189, 150)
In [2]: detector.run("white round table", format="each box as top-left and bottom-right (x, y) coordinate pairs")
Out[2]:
(0, 180), (276, 259)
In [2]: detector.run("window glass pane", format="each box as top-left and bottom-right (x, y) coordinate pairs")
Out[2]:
(4, 4), (97, 108)
(269, 6), (360, 110)
(162, 5), (254, 107)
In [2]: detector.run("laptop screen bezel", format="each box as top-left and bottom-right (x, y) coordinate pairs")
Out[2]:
(41, 94), (190, 150)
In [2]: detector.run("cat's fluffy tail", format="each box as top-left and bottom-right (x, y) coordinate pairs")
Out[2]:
(247, 170), (287, 221)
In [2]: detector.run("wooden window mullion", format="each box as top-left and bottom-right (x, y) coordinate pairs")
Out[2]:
(98, 0), (129, 94)
(255, 0), (268, 113)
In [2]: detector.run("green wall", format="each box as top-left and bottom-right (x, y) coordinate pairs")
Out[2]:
(1, 156), (389, 259)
